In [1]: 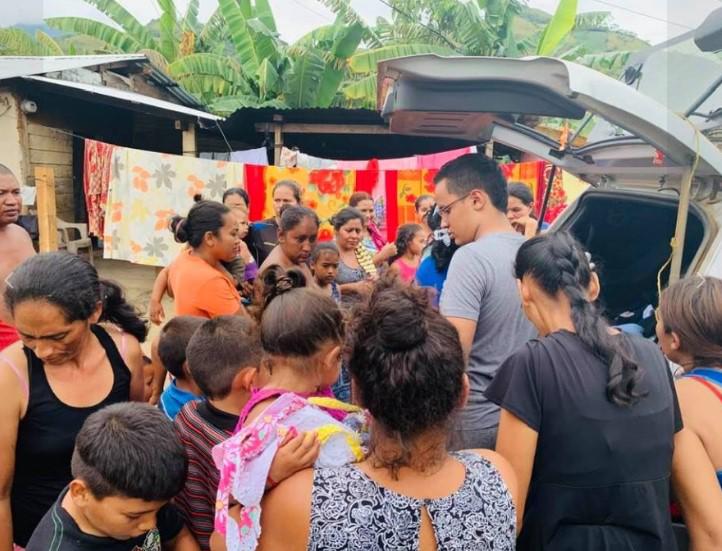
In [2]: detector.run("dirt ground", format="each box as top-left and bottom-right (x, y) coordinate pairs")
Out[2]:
(95, 258), (175, 353)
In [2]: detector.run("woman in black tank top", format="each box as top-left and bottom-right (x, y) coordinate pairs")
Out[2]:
(0, 253), (148, 547)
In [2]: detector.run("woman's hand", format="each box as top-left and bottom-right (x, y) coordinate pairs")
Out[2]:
(374, 242), (398, 265)
(511, 216), (540, 239)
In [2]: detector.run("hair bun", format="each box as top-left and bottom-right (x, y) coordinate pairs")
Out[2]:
(370, 282), (429, 352)
(169, 216), (190, 243)
(259, 265), (307, 310)
(193, 193), (204, 203)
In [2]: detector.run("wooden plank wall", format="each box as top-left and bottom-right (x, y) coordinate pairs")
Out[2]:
(27, 122), (74, 222)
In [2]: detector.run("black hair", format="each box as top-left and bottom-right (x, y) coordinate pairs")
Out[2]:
(347, 275), (465, 476)
(507, 182), (534, 206)
(434, 153), (508, 212)
(515, 231), (644, 407)
(71, 403), (187, 500)
(259, 265), (343, 357)
(4, 252), (148, 342)
(157, 316), (206, 379)
(279, 205), (320, 233)
(425, 206), (459, 272)
(222, 187), (250, 208)
(186, 316), (262, 399)
(390, 223), (424, 264)
(311, 242), (340, 263)
(414, 194), (434, 212)
(170, 197), (230, 249)
(273, 180), (302, 204)
(331, 207), (364, 232)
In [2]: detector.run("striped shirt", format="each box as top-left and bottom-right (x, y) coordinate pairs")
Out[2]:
(173, 400), (238, 550)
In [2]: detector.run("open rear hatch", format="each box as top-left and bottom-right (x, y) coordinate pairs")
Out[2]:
(377, 54), (722, 318)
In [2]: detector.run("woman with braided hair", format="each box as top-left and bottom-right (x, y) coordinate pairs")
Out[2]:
(486, 231), (681, 551)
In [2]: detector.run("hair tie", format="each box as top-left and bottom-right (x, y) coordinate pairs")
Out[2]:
(275, 276), (294, 294)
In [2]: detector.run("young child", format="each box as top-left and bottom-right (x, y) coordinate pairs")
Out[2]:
(173, 316), (262, 550)
(390, 223), (426, 283)
(156, 316), (206, 420)
(26, 403), (197, 550)
(311, 242), (341, 303)
(212, 266), (367, 551)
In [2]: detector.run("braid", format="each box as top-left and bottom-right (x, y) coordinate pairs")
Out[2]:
(518, 232), (645, 407)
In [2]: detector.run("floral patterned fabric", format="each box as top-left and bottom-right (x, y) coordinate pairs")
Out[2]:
(83, 139), (115, 237)
(103, 146), (244, 266)
(258, 166), (356, 243)
(308, 451), (516, 550)
(212, 392), (367, 551)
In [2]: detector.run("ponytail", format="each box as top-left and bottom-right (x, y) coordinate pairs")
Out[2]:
(99, 280), (149, 343)
(515, 232), (644, 407)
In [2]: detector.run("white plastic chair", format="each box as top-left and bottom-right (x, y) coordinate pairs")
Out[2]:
(57, 218), (94, 265)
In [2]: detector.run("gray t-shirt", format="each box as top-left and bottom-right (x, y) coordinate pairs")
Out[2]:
(440, 231), (537, 431)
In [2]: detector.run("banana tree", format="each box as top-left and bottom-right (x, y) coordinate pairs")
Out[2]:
(0, 28), (64, 55)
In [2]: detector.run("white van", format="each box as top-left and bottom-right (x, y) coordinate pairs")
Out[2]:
(376, 13), (722, 326)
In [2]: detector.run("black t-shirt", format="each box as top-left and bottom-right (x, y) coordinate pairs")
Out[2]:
(486, 330), (682, 551)
(26, 487), (184, 551)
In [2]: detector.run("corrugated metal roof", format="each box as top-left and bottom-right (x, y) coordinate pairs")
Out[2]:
(25, 75), (222, 121)
(0, 54), (147, 80)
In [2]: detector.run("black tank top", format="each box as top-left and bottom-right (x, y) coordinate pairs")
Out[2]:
(11, 325), (131, 546)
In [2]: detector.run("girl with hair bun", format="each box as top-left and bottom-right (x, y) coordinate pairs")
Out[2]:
(246, 275), (517, 551)
(487, 231), (682, 551)
(211, 265), (367, 551)
(160, 197), (245, 320)
(258, 205), (319, 284)
(0, 252), (148, 547)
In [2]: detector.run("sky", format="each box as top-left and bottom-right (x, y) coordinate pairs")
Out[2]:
(0, 0), (720, 46)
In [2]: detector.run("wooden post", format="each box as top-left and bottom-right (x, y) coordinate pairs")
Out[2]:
(182, 122), (197, 157)
(35, 166), (58, 252)
(273, 114), (283, 166)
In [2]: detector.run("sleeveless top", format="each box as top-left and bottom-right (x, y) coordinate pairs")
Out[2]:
(308, 451), (516, 550)
(10, 325), (131, 546)
(393, 257), (418, 283)
(684, 367), (722, 488)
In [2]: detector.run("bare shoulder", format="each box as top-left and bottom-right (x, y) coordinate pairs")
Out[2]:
(258, 468), (314, 550)
(8, 223), (35, 249)
(101, 324), (144, 362)
(0, 341), (29, 414)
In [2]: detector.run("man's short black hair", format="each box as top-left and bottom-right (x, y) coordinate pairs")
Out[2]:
(71, 403), (187, 501)
(186, 316), (262, 399)
(157, 316), (205, 379)
(434, 153), (508, 212)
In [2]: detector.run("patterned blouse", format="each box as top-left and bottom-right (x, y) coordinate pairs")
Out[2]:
(308, 451), (516, 550)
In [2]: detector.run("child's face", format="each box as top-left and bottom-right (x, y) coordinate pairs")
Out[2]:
(234, 209), (250, 240)
(312, 251), (339, 286)
(72, 482), (167, 540)
(409, 231), (427, 255)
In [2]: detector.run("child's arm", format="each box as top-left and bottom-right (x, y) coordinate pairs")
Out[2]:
(164, 525), (201, 551)
(148, 336), (166, 406)
(266, 431), (320, 488)
(150, 267), (170, 325)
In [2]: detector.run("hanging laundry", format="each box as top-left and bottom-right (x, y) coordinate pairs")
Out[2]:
(83, 139), (115, 237)
(200, 152), (231, 161)
(246, 165), (355, 243)
(230, 147), (269, 166)
(280, 147), (336, 169)
(103, 146), (245, 267)
(416, 146), (476, 169)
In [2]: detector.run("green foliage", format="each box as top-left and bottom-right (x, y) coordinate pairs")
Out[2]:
(537, 0), (577, 55)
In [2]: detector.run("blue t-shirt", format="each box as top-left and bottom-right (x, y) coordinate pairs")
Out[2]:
(159, 379), (201, 421)
(415, 256), (448, 306)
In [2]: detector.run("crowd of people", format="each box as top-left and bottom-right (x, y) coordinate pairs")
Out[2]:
(0, 153), (721, 550)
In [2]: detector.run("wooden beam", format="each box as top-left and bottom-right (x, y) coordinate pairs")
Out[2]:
(35, 166), (58, 252)
(182, 122), (197, 157)
(272, 114), (283, 166)
(255, 122), (391, 135)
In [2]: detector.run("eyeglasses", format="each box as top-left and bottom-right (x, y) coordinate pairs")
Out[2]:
(434, 193), (471, 218)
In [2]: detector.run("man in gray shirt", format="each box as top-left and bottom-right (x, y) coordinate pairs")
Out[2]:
(436, 154), (536, 450)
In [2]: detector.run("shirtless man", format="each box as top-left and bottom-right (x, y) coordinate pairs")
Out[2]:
(0, 164), (35, 350)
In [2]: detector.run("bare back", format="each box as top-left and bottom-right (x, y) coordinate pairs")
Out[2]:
(677, 377), (722, 471)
